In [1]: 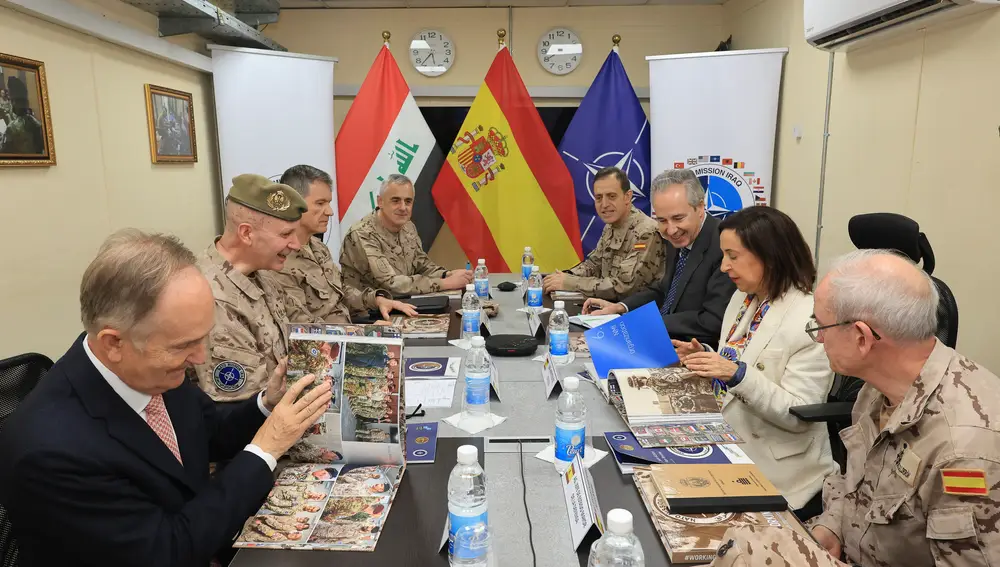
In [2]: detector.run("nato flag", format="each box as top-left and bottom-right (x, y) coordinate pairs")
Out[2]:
(558, 49), (651, 256)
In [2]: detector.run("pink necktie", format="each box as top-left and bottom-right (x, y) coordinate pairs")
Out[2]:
(145, 394), (183, 465)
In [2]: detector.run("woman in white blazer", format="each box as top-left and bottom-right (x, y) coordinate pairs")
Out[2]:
(674, 206), (838, 521)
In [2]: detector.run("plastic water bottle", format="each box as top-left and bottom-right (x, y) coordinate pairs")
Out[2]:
(460, 336), (492, 431)
(462, 284), (481, 339)
(448, 445), (491, 566)
(554, 375), (587, 473)
(587, 509), (645, 567)
(549, 300), (571, 365)
(527, 265), (543, 309)
(474, 259), (489, 299)
(521, 247), (534, 281)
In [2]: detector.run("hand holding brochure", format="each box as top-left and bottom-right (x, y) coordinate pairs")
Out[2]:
(584, 302), (679, 379)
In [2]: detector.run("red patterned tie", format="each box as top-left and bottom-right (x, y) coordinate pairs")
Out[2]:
(145, 394), (183, 465)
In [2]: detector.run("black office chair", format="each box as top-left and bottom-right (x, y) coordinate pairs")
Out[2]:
(0, 352), (54, 567)
(790, 213), (959, 472)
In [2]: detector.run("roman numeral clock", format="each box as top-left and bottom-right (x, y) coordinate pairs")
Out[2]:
(538, 27), (582, 76)
(410, 29), (454, 77)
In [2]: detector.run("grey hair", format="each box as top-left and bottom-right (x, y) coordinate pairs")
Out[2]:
(80, 229), (198, 343)
(280, 164), (333, 197)
(825, 248), (939, 341)
(379, 173), (413, 196)
(651, 169), (705, 207)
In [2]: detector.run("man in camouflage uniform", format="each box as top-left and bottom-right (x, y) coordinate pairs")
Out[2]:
(796, 250), (1000, 566)
(543, 167), (665, 301)
(192, 174), (312, 402)
(340, 173), (472, 297)
(267, 165), (417, 323)
(0, 76), (44, 155)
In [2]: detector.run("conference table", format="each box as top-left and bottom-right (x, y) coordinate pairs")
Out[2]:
(231, 274), (674, 567)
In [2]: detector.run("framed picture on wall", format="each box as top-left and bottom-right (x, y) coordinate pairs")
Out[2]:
(0, 52), (56, 167)
(144, 84), (197, 163)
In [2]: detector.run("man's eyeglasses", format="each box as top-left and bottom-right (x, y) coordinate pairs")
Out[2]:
(804, 319), (882, 343)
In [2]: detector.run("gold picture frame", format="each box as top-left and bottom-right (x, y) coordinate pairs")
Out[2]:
(0, 52), (56, 167)
(144, 84), (197, 164)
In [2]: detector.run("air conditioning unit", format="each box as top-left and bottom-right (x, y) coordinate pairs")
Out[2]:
(805, 0), (1000, 51)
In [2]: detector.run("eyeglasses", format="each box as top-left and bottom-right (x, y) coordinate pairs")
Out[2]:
(804, 319), (882, 343)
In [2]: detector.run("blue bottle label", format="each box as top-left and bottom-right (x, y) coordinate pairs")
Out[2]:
(522, 264), (532, 280)
(462, 311), (481, 334)
(465, 372), (490, 405)
(527, 287), (543, 307)
(449, 508), (489, 559)
(549, 330), (569, 356)
(475, 278), (489, 298)
(555, 422), (586, 462)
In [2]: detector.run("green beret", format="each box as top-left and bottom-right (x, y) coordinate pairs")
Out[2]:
(228, 174), (307, 222)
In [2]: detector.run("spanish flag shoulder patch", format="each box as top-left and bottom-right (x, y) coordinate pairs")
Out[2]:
(941, 469), (989, 495)
(633, 243), (647, 250)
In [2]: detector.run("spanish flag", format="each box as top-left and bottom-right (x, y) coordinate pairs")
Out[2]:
(431, 47), (583, 272)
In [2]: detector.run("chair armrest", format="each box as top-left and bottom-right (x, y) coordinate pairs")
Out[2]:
(789, 402), (854, 423)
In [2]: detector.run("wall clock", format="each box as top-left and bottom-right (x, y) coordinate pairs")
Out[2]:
(537, 27), (582, 76)
(410, 29), (454, 77)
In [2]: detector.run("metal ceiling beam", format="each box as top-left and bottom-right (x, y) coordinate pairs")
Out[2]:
(120, 0), (285, 50)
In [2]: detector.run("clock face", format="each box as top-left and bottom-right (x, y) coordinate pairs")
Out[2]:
(538, 27), (582, 76)
(410, 29), (454, 77)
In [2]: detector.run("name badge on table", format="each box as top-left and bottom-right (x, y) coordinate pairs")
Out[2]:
(542, 353), (563, 400)
(561, 453), (604, 550)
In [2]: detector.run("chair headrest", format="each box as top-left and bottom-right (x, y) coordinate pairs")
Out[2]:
(848, 213), (935, 275)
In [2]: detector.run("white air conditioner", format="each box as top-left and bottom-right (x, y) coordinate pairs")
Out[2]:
(805, 0), (1000, 51)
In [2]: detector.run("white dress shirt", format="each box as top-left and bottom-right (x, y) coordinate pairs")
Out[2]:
(82, 336), (276, 471)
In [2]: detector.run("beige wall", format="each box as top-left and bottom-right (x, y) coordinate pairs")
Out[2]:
(725, 0), (1000, 370)
(0, 6), (220, 360)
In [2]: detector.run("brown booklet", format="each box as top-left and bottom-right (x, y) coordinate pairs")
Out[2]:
(633, 467), (806, 564)
(647, 463), (787, 514)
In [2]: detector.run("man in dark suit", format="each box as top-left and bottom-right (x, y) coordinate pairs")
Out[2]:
(583, 169), (736, 348)
(0, 229), (331, 567)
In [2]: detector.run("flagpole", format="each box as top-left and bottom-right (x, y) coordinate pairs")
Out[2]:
(497, 28), (506, 51)
(612, 34), (621, 54)
(382, 30), (390, 48)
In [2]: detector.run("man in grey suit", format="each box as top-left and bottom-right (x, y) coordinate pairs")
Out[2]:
(583, 169), (736, 348)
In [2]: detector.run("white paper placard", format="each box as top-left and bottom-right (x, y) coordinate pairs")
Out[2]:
(489, 358), (501, 402)
(561, 453), (605, 550)
(541, 353), (563, 400)
(528, 309), (543, 338)
(480, 308), (492, 336)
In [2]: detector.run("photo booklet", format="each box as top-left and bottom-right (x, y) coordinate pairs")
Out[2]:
(233, 323), (409, 552)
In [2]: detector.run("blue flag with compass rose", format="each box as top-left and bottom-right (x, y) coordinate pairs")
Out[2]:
(558, 49), (651, 256)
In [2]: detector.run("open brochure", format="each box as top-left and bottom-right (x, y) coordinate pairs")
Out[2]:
(234, 324), (408, 552)
(390, 314), (451, 338)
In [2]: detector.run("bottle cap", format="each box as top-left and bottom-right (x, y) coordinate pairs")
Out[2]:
(466, 284), (475, 291)
(554, 300), (565, 309)
(478, 259), (485, 265)
(532, 265), (540, 272)
(471, 336), (486, 347)
(563, 375), (579, 391)
(524, 246), (531, 252)
(607, 509), (633, 535)
(457, 445), (479, 465)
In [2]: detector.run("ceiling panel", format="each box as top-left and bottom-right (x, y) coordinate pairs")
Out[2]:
(278, 0), (725, 7)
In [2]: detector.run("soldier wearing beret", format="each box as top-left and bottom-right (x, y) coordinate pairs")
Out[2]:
(266, 165), (418, 324)
(191, 174), (314, 402)
(340, 173), (473, 297)
(800, 250), (1000, 566)
(543, 166), (665, 301)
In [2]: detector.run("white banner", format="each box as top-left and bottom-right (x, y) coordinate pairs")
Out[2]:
(647, 49), (786, 216)
(210, 45), (341, 256)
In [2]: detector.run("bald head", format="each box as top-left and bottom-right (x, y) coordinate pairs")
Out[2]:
(818, 249), (939, 342)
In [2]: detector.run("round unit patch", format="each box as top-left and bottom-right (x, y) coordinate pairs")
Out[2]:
(667, 445), (714, 460)
(213, 361), (247, 392)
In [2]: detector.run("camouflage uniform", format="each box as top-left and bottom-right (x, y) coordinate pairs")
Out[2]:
(340, 210), (448, 296)
(268, 235), (388, 324)
(711, 526), (849, 567)
(192, 241), (295, 402)
(563, 206), (665, 301)
(809, 339), (1000, 566)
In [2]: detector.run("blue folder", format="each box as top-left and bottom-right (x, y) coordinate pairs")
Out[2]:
(584, 302), (679, 379)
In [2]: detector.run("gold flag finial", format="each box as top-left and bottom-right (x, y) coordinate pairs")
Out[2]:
(612, 34), (621, 46)
(497, 28), (507, 47)
(382, 30), (391, 43)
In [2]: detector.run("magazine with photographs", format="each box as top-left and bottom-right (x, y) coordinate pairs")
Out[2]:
(389, 313), (451, 338)
(234, 324), (407, 552)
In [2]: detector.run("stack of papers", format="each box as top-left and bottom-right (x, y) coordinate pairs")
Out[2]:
(569, 314), (619, 328)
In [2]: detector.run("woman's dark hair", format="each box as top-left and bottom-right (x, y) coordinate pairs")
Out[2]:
(718, 207), (816, 300)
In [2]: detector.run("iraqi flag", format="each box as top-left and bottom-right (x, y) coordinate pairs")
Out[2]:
(335, 45), (445, 250)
